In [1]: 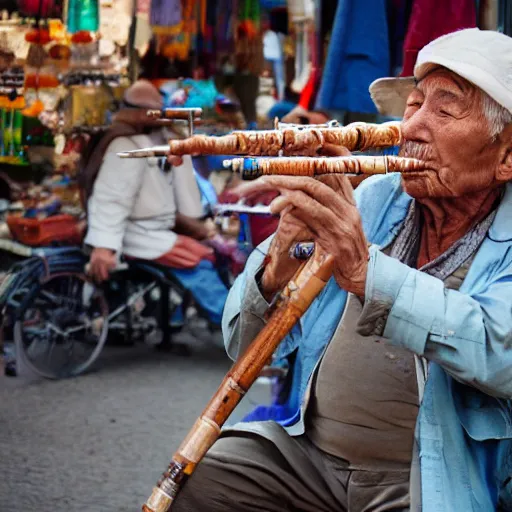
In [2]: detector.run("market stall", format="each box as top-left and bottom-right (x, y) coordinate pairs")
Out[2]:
(0, 1), (133, 264)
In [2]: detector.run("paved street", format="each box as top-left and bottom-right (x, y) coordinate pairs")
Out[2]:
(0, 329), (270, 512)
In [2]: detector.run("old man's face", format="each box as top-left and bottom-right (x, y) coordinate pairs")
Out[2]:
(399, 68), (505, 199)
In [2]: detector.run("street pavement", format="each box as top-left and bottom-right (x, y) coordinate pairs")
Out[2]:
(0, 329), (271, 512)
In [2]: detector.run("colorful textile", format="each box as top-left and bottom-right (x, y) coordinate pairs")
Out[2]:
(387, 0), (414, 75)
(171, 260), (228, 325)
(18, 0), (61, 18)
(315, 0), (390, 114)
(67, 0), (100, 34)
(400, 0), (476, 76)
(67, 0), (99, 33)
(182, 79), (219, 109)
(214, 0), (236, 54)
(150, 0), (182, 30)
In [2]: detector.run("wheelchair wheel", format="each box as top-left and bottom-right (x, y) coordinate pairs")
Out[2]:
(14, 272), (108, 379)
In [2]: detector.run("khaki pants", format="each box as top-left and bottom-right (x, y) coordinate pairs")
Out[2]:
(172, 422), (410, 512)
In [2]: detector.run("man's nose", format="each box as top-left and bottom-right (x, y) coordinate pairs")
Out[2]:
(401, 107), (431, 143)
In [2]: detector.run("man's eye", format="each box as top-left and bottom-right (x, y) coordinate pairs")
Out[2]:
(407, 102), (421, 108)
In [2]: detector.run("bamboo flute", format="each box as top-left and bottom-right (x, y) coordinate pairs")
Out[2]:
(117, 121), (401, 158)
(224, 155), (426, 179)
(143, 246), (334, 512)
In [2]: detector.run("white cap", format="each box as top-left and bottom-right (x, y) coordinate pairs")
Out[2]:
(370, 28), (512, 117)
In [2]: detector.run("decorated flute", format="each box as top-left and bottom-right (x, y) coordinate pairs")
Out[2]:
(223, 155), (426, 179)
(117, 121), (401, 158)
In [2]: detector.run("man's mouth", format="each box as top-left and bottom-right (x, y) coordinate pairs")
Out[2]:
(399, 140), (433, 161)
(398, 141), (436, 175)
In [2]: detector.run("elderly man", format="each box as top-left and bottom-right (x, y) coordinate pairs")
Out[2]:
(172, 29), (512, 511)
(84, 80), (228, 325)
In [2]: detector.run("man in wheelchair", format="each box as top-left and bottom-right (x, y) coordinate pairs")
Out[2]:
(82, 79), (228, 327)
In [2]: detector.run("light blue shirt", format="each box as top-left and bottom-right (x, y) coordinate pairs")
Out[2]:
(223, 173), (512, 511)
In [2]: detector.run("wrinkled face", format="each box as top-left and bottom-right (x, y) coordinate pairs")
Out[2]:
(399, 68), (504, 199)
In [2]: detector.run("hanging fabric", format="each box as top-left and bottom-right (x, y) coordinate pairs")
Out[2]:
(236, 0), (264, 75)
(478, 0), (498, 30)
(387, 0), (414, 76)
(297, 20), (321, 110)
(238, 0), (261, 39)
(150, 0), (183, 35)
(286, 0), (315, 23)
(67, 0), (99, 33)
(400, 0), (476, 76)
(197, 0), (216, 75)
(263, 29), (285, 100)
(18, 0), (60, 18)
(214, 0), (237, 55)
(315, 0), (390, 114)
(155, 0), (197, 61)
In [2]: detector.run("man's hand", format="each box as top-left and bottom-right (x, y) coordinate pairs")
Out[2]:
(174, 214), (218, 241)
(203, 218), (219, 239)
(259, 201), (312, 301)
(237, 174), (369, 298)
(88, 248), (117, 282)
(167, 155), (184, 167)
(283, 141), (352, 158)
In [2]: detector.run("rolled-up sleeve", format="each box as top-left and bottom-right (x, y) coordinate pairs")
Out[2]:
(358, 245), (512, 398)
(222, 238), (273, 360)
(85, 137), (145, 252)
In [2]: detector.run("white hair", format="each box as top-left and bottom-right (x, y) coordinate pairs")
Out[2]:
(480, 91), (512, 139)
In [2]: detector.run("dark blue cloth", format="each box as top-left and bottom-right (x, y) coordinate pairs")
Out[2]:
(267, 100), (297, 121)
(171, 260), (227, 325)
(315, 0), (390, 114)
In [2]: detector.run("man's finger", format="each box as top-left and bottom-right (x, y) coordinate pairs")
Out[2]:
(167, 155), (184, 166)
(316, 174), (358, 203)
(269, 175), (356, 210)
(277, 189), (340, 236)
(234, 174), (357, 213)
(231, 176), (276, 198)
(268, 195), (291, 215)
(318, 143), (351, 157)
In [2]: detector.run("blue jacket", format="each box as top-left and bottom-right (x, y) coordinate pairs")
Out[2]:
(223, 173), (512, 511)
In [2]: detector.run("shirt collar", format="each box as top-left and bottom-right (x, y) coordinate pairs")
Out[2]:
(488, 182), (512, 242)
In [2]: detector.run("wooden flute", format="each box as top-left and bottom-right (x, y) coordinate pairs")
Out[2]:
(224, 155), (426, 179)
(117, 121), (401, 158)
(143, 245), (333, 512)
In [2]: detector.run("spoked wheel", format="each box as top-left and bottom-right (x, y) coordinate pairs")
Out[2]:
(14, 272), (109, 379)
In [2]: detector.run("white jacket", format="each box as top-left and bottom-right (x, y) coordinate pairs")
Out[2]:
(85, 130), (202, 260)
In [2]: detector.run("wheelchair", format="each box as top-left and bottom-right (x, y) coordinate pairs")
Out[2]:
(0, 243), (222, 379)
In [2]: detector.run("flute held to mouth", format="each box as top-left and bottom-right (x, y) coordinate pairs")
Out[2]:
(224, 156), (427, 179)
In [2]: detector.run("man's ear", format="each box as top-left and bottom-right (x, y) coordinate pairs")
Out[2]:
(496, 125), (512, 182)
(497, 148), (512, 181)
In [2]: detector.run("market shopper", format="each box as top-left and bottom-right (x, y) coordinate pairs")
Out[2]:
(172, 29), (512, 511)
(83, 79), (228, 325)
